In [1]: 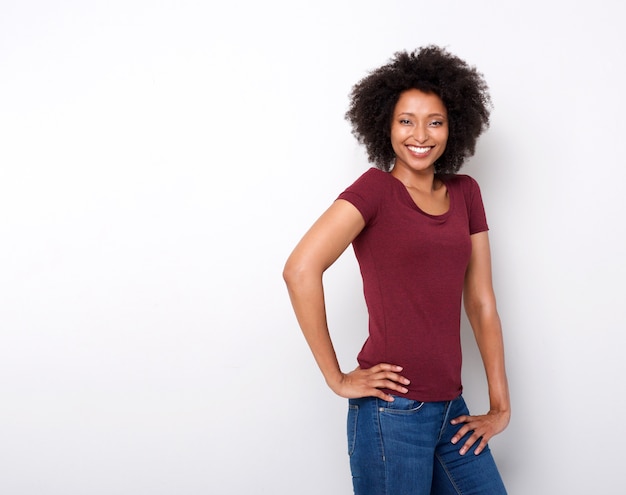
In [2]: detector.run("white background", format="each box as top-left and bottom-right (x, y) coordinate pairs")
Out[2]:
(1, 1), (625, 494)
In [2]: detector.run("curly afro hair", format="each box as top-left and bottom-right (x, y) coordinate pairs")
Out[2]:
(345, 45), (491, 174)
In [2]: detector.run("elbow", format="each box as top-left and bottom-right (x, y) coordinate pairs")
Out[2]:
(282, 255), (322, 290)
(464, 293), (498, 322)
(282, 256), (308, 288)
(282, 258), (298, 287)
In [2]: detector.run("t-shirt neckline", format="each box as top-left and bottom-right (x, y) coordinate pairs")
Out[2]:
(386, 171), (452, 220)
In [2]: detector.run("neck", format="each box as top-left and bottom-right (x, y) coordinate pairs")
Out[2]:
(391, 166), (438, 193)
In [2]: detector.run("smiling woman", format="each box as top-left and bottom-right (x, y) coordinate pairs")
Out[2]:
(390, 89), (450, 214)
(345, 45), (491, 175)
(391, 89), (449, 170)
(283, 45), (509, 495)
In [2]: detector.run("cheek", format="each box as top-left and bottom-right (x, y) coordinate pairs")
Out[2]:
(390, 132), (408, 155)
(391, 125), (410, 143)
(439, 129), (449, 148)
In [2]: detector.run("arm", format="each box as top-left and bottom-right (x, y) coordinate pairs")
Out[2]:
(451, 231), (511, 454)
(282, 199), (410, 402)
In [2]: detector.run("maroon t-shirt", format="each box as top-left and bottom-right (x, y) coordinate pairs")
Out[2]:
(337, 168), (489, 401)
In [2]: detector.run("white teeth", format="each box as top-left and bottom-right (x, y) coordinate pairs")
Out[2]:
(408, 146), (431, 153)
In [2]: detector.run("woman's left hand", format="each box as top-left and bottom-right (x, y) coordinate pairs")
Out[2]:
(449, 409), (510, 455)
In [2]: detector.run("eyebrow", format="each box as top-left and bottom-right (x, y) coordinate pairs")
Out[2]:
(397, 112), (447, 118)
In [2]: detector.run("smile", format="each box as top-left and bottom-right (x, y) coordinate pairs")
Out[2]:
(407, 145), (433, 154)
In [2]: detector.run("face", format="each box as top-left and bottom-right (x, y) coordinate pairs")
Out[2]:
(390, 89), (448, 176)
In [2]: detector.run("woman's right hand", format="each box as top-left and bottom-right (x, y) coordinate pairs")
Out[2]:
(328, 364), (410, 402)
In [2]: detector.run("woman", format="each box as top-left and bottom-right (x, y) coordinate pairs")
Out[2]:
(283, 45), (510, 494)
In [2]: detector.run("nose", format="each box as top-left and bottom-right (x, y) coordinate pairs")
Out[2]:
(412, 124), (429, 143)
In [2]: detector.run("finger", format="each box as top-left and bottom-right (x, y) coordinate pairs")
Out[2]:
(359, 373), (407, 393)
(367, 388), (395, 402)
(369, 379), (409, 394)
(473, 436), (490, 456)
(450, 417), (475, 444)
(450, 414), (470, 425)
(370, 370), (411, 387)
(459, 431), (482, 456)
(373, 363), (404, 372)
(345, 372), (404, 396)
(450, 424), (471, 445)
(347, 365), (410, 396)
(370, 364), (408, 381)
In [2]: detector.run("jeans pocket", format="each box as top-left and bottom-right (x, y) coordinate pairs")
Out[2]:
(379, 395), (425, 415)
(347, 403), (359, 456)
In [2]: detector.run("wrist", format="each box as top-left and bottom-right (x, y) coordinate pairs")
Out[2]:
(323, 369), (345, 390)
(488, 406), (511, 420)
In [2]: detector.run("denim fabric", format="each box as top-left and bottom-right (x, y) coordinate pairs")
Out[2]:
(347, 395), (507, 495)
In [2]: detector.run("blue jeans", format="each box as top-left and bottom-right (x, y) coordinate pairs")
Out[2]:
(347, 395), (507, 495)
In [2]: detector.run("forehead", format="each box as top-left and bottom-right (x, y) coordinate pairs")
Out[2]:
(394, 89), (447, 115)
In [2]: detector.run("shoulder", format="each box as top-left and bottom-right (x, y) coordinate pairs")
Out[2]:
(441, 173), (482, 197)
(348, 167), (390, 188)
(440, 173), (480, 189)
(340, 167), (392, 197)
(338, 167), (392, 223)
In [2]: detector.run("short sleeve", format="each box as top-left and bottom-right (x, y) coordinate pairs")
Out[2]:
(465, 176), (489, 234)
(336, 168), (386, 225)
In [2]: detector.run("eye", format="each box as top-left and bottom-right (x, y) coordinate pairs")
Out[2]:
(399, 119), (412, 125)
(429, 120), (444, 127)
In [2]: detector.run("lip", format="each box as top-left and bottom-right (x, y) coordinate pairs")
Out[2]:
(407, 145), (434, 157)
